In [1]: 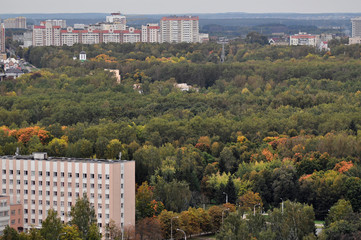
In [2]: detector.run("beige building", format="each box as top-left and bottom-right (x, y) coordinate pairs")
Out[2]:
(0, 24), (5, 54)
(349, 37), (361, 45)
(160, 16), (199, 43)
(0, 195), (24, 234)
(4, 17), (26, 29)
(0, 153), (135, 239)
(290, 32), (317, 47)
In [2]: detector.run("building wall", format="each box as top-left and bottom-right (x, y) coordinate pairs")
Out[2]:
(352, 17), (361, 38)
(0, 24), (5, 54)
(0, 196), (10, 235)
(161, 16), (199, 43)
(10, 204), (23, 232)
(0, 157), (135, 239)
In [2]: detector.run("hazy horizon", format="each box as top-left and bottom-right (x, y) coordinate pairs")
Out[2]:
(1, 0), (361, 15)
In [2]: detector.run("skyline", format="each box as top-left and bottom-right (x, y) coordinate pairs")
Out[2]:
(1, 0), (361, 15)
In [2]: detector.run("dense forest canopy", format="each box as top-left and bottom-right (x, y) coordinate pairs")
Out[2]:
(1, 41), (361, 239)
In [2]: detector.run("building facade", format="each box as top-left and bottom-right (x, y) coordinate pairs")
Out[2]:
(351, 17), (361, 38)
(141, 24), (160, 43)
(160, 16), (199, 43)
(0, 153), (135, 238)
(0, 24), (5, 54)
(3, 17), (26, 29)
(290, 32), (317, 46)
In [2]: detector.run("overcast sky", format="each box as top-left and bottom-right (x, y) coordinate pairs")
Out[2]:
(1, 0), (361, 14)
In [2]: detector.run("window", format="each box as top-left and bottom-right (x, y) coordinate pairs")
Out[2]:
(105, 174), (109, 180)
(121, 184), (123, 189)
(46, 191), (50, 196)
(121, 174), (123, 179)
(98, 174), (102, 179)
(31, 209), (35, 214)
(39, 200), (42, 205)
(121, 203), (123, 208)
(31, 200), (35, 204)
(46, 172), (50, 177)
(46, 201), (50, 205)
(24, 199), (28, 204)
(91, 174), (95, 179)
(31, 190), (35, 195)
(68, 192), (72, 197)
(2, 189), (5, 194)
(98, 213), (102, 218)
(61, 182), (65, 187)
(76, 173), (79, 178)
(24, 170), (28, 175)
(11, 219), (15, 225)
(46, 181), (50, 186)
(54, 182), (57, 187)
(31, 171), (35, 176)
(39, 219), (42, 224)
(2, 180), (5, 184)
(98, 184), (102, 189)
(68, 173), (72, 178)
(17, 189), (21, 194)
(39, 171), (42, 176)
(9, 179), (13, 184)
(105, 194), (109, 199)
(68, 202), (72, 207)
(17, 170), (20, 175)
(83, 173), (87, 178)
(24, 180), (28, 185)
(83, 183), (87, 188)
(2, 170), (6, 174)
(76, 193), (79, 197)
(76, 183), (79, 188)
(9, 189), (13, 194)
(105, 185), (109, 190)
(53, 201), (57, 205)
(61, 172), (65, 177)
(91, 184), (94, 189)
(31, 181), (35, 185)
(61, 192), (64, 197)
(24, 209), (28, 214)
(11, 210), (15, 215)
(121, 193), (123, 198)
(25, 218), (28, 223)
(91, 193), (94, 198)
(39, 190), (42, 195)
(106, 214), (110, 219)
(61, 201), (64, 206)
(32, 219), (35, 224)
(98, 204), (102, 209)
(10, 170), (13, 175)
(98, 194), (102, 199)
(39, 181), (42, 186)
(68, 183), (72, 187)
(54, 191), (57, 196)
(53, 172), (58, 177)
(24, 190), (28, 194)
(39, 210), (42, 215)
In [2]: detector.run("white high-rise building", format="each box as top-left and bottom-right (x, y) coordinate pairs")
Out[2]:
(351, 17), (361, 38)
(160, 16), (199, 43)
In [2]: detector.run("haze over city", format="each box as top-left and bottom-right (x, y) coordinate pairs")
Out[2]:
(1, 0), (361, 14)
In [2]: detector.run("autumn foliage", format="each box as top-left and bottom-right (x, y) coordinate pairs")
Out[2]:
(10, 126), (50, 145)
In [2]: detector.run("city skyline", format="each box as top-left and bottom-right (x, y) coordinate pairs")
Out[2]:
(1, 0), (361, 14)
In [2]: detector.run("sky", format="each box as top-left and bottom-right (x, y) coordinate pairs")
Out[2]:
(1, 0), (361, 14)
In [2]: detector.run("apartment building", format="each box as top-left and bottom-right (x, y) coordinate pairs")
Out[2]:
(0, 153), (135, 238)
(0, 195), (23, 234)
(290, 32), (317, 47)
(0, 24), (5, 54)
(160, 16), (199, 43)
(141, 24), (160, 43)
(351, 17), (361, 38)
(3, 17), (26, 29)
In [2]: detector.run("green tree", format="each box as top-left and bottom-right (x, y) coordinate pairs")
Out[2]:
(40, 209), (63, 240)
(70, 193), (97, 239)
(2, 225), (20, 240)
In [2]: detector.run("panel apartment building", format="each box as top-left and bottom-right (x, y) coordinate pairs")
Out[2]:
(3, 17), (26, 29)
(0, 24), (5, 54)
(0, 153), (135, 238)
(160, 16), (199, 43)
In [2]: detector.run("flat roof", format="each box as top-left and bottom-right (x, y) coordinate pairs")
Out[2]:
(0, 155), (133, 164)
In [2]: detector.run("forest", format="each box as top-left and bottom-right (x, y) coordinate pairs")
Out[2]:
(1, 40), (361, 239)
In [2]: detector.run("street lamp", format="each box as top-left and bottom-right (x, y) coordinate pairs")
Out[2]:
(280, 198), (284, 214)
(177, 228), (186, 240)
(223, 192), (228, 203)
(222, 208), (230, 226)
(57, 232), (66, 240)
(171, 216), (179, 240)
(253, 204), (260, 216)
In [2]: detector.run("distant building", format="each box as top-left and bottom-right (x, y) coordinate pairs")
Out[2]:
(79, 51), (86, 61)
(0, 24), (5, 54)
(0, 196), (22, 234)
(106, 12), (126, 25)
(269, 37), (289, 46)
(3, 17), (26, 29)
(198, 33), (210, 43)
(32, 20), (63, 47)
(290, 32), (317, 47)
(1, 58), (20, 71)
(351, 17), (361, 38)
(45, 20), (67, 28)
(122, 27), (141, 43)
(160, 16), (199, 43)
(141, 24), (160, 43)
(349, 37), (361, 45)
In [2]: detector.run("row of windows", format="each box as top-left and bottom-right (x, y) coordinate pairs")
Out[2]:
(2, 188), (111, 199)
(2, 179), (110, 189)
(2, 170), (111, 179)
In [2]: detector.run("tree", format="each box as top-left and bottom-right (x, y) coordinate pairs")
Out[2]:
(2, 225), (20, 240)
(136, 182), (164, 220)
(224, 176), (237, 204)
(86, 223), (101, 240)
(325, 199), (353, 227)
(136, 217), (162, 240)
(238, 191), (263, 212)
(70, 193), (97, 239)
(40, 209), (63, 240)
(59, 225), (82, 240)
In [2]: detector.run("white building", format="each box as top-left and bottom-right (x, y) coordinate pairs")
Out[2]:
(160, 16), (199, 43)
(290, 32), (317, 47)
(79, 51), (87, 61)
(122, 27), (141, 43)
(351, 17), (361, 38)
(106, 12), (126, 25)
(141, 24), (160, 43)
